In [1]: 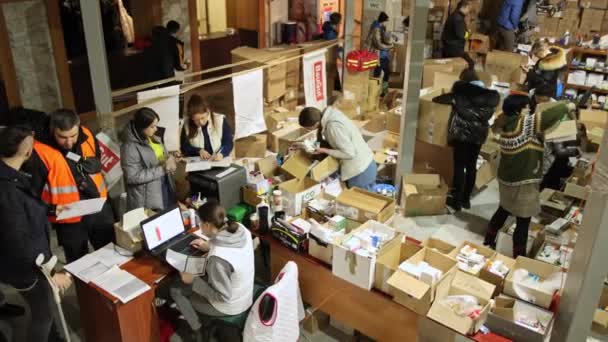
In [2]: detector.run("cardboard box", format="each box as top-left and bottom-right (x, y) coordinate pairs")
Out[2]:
(281, 152), (339, 182)
(334, 98), (363, 119)
(414, 141), (454, 187)
(580, 8), (605, 32)
(423, 58), (468, 88)
(485, 51), (527, 86)
(387, 107), (402, 134)
(540, 189), (574, 217)
(503, 257), (563, 309)
(269, 125), (316, 155)
(422, 238), (456, 255)
(265, 109), (300, 133)
(593, 285), (608, 334)
(387, 248), (458, 315)
(432, 71), (459, 91)
(343, 69), (370, 104)
(383, 132), (401, 150)
(366, 78), (382, 112)
(564, 181), (589, 201)
(374, 238), (423, 294)
(332, 220), (397, 290)
(309, 233), (335, 265)
(580, 109), (608, 131)
(401, 174), (449, 217)
(234, 134), (267, 158)
(362, 111), (387, 133)
(467, 33), (490, 54)
(427, 271), (496, 335)
(542, 17), (560, 37)
(242, 186), (262, 206)
(474, 159), (496, 190)
(417, 89), (451, 147)
(480, 254), (516, 297)
(450, 241), (497, 276)
(336, 187), (396, 223)
(486, 295), (554, 342)
(231, 47), (288, 101)
(278, 178), (323, 216)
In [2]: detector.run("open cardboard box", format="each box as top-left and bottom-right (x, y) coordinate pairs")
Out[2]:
(427, 271), (496, 335)
(486, 295), (554, 342)
(422, 58), (468, 88)
(564, 181), (589, 201)
(361, 111), (388, 133)
(504, 256), (563, 309)
(580, 109), (608, 131)
(332, 220), (398, 290)
(540, 189), (574, 217)
(374, 237), (423, 295)
(278, 178), (323, 216)
(449, 241), (497, 276)
(387, 248), (458, 315)
(422, 238), (456, 255)
(593, 285), (608, 334)
(387, 107), (402, 134)
(234, 134), (267, 158)
(401, 174), (449, 217)
(268, 124), (316, 155)
(479, 253), (516, 298)
(335, 187), (396, 223)
(281, 152), (339, 182)
(418, 89), (451, 147)
(264, 108), (300, 133)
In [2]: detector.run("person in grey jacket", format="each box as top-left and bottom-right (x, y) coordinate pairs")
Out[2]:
(365, 11), (393, 95)
(171, 200), (254, 333)
(120, 107), (176, 211)
(299, 106), (376, 190)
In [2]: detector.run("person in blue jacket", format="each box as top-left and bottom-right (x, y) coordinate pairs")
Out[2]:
(322, 12), (341, 40)
(497, 0), (524, 52)
(180, 94), (233, 160)
(365, 12), (394, 96)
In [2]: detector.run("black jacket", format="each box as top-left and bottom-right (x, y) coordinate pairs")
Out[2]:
(434, 81), (500, 145)
(441, 11), (467, 56)
(0, 161), (51, 289)
(525, 47), (567, 98)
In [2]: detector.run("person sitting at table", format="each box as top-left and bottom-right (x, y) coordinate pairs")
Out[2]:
(121, 107), (177, 211)
(170, 200), (254, 335)
(180, 94), (234, 161)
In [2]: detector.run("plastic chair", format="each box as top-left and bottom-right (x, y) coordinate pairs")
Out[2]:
(197, 283), (267, 342)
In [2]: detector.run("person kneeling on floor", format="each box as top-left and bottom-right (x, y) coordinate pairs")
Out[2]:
(170, 200), (254, 334)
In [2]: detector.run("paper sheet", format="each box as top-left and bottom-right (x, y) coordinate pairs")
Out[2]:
(232, 69), (266, 139)
(64, 243), (133, 282)
(166, 249), (207, 275)
(185, 157), (232, 172)
(57, 198), (107, 221)
(137, 85), (180, 151)
(303, 50), (328, 110)
(92, 266), (151, 303)
(123, 208), (148, 232)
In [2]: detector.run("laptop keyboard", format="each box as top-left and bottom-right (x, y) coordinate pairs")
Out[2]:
(170, 235), (201, 256)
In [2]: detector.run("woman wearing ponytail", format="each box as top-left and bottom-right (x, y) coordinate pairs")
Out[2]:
(170, 200), (255, 333)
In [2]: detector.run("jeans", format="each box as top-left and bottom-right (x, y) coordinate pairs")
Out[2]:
(161, 175), (175, 210)
(374, 56), (391, 83)
(346, 161), (377, 191)
(485, 206), (531, 258)
(19, 276), (54, 342)
(451, 141), (482, 204)
(54, 201), (115, 263)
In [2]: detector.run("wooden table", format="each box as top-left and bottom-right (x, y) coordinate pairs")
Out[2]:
(75, 255), (171, 342)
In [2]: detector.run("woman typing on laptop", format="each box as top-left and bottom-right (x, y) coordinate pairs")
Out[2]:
(170, 200), (254, 335)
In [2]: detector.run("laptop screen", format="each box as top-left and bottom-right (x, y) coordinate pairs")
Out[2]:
(141, 206), (185, 250)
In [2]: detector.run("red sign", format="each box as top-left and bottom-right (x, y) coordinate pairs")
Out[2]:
(98, 140), (120, 174)
(313, 61), (325, 102)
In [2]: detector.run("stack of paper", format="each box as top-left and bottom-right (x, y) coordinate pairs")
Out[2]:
(92, 266), (151, 303)
(64, 243), (133, 283)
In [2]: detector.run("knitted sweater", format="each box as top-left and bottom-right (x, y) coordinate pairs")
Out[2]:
(496, 102), (569, 186)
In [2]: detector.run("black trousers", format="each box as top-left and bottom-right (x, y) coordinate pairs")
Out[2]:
(19, 275), (54, 342)
(540, 156), (573, 191)
(485, 206), (531, 258)
(54, 201), (115, 263)
(451, 141), (482, 204)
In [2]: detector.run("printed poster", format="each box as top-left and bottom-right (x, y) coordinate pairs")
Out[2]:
(303, 49), (327, 110)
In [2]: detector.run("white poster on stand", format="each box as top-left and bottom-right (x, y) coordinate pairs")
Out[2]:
(232, 69), (266, 139)
(303, 49), (327, 110)
(137, 85), (180, 151)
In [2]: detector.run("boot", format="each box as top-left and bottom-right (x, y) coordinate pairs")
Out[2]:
(512, 243), (527, 259)
(483, 227), (498, 250)
(446, 194), (462, 212)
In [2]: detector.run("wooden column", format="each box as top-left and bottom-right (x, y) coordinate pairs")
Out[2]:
(188, 0), (201, 72)
(0, 4), (21, 108)
(258, 0), (265, 48)
(46, 0), (75, 110)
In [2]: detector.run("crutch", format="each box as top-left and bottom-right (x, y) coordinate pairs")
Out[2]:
(36, 254), (71, 342)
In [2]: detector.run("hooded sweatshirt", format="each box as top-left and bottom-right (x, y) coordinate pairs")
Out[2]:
(321, 106), (374, 181)
(192, 224), (254, 311)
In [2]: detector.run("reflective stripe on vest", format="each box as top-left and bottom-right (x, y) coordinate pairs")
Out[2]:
(34, 126), (107, 223)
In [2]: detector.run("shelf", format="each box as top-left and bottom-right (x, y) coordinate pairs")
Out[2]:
(565, 84), (608, 95)
(570, 67), (608, 75)
(572, 47), (608, 57)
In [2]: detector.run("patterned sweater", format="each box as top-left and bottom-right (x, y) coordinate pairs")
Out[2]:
(496, 102), (569, 186)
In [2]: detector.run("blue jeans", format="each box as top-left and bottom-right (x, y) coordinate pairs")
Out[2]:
(346, 161), (377, 191)
(161, 176), (175, 209)
(374, 56), (391, 82)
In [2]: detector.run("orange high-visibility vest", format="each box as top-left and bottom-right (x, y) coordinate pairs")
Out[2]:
(34, 126), (107, 223)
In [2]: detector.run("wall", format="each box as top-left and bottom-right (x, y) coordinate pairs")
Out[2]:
(162, 0), (192, 69)
(1, 0), (61, 112)
(207, 0), (228, 33)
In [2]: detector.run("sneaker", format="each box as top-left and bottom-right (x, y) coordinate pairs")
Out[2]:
(446, 195), (461, 212)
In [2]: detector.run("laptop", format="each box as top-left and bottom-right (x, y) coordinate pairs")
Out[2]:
(141, 205), (201, 256)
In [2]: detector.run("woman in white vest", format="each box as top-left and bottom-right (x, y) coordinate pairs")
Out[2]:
(170, 200), (255, 332)
(180, 94), (234, 160)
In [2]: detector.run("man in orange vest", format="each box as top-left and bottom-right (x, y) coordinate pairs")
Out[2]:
(26, 109), (115, 262)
